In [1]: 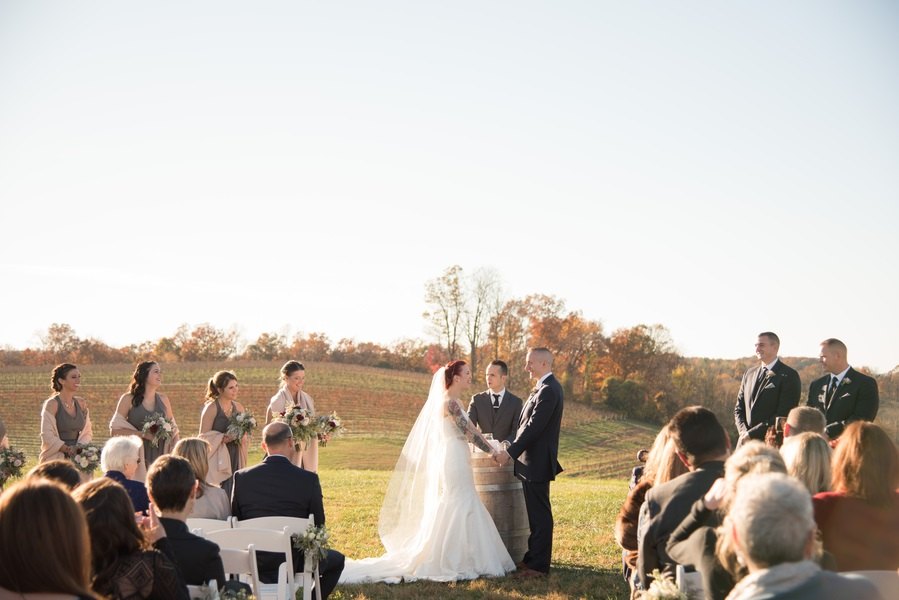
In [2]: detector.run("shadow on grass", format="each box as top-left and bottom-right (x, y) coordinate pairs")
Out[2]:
(332, 564), (630, 600)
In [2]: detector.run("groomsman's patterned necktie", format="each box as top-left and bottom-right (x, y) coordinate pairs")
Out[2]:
(492, 394), (500, 410)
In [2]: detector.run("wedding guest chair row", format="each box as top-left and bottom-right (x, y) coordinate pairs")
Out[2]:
(190, 515), (322, 600)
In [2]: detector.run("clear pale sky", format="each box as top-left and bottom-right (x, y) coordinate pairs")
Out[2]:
(1, 2), (897, 373)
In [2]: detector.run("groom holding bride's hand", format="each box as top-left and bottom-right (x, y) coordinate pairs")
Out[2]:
(494, 347), (564, 578)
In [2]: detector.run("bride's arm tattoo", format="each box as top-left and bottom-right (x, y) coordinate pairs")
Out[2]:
(447, 400), (494, 454)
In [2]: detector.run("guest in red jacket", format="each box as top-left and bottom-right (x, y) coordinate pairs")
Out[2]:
(813, 421), (899, 571)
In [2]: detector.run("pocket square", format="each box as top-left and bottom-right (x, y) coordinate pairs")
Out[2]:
(840, 392), (851, 399)
(763, 383), (776, 390)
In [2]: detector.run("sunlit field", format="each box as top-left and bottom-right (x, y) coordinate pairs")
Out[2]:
(1, 361), (658, 599)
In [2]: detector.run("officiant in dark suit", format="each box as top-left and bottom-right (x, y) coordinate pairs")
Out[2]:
(806, 338), (879, 440)
(496, 348), (564, 579)
(230, 422), (345, 599)
(734, 331), (801, 446)
(467, 360), (523, 443)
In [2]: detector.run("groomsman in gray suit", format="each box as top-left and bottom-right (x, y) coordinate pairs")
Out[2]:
(734, 331), (801, 446)
(468, 360), (523, 443)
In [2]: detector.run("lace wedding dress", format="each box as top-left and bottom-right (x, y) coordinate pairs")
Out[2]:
(339, 368), (515, 583)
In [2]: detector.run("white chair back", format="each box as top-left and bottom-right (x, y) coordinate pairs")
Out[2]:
(220, 544), (262, 598)
(205, 527), (294, 600)
(843, 570), (899, 598)
(675, 563), (705, 600)
(232, 516), (320, 600)
(186, 517), (232, 534)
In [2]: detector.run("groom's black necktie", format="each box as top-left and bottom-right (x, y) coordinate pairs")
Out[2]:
(492, 394), (500, 410)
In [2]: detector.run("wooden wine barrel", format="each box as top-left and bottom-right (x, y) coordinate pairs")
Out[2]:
(470, 450), (530, 563)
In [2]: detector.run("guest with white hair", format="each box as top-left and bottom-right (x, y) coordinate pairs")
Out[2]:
(102, 435), (149, 514)
(780, 432), (831, 495)
(724, 473), (880, 600)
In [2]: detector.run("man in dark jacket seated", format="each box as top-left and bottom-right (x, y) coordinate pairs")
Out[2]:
(147, 455), (226, 590)
(231, 422), (345, 599)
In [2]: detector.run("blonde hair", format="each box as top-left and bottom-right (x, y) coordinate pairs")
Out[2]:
(641, 425), (689, 486)
(781, 432), (832, 495)
(0, 478), (94, 596)
(172, 437), (210, 496)
(715, 441), (787, 576)
(832, 421), (899, 506)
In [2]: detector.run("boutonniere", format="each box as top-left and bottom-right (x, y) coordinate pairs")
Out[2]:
(530, 386), (540, 395)
(841, 377), (851, 386)
(764, 370), (776, 380)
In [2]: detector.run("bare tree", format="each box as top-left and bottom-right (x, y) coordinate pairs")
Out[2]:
(464, 267), (503, 376)
(423, 265), (466, 360)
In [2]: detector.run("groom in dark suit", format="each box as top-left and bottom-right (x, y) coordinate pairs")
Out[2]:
(468, 359), (523, 443)
(496, 347), (563, 578)
(733, 331), (801, 446)
(806, 338), (879, 440)
(230, 422), (345, 599)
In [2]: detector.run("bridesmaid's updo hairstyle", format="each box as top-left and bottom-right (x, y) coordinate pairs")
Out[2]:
(128, 361), (158, 408)
(444, 360), (467, 390)
(205, 370), (237, 403)
(279, 360), (305, 385)
(50, 363), (78, 393)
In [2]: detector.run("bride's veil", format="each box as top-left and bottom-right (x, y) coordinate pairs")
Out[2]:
(378, 367), (450, 554)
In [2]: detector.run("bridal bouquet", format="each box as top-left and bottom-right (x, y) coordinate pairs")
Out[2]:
(70, 442), (102, 473)
(291, 523), (331, 567)
(276, 406), (317, 444)
(0, 447), (26, 485)
(316, 411), (345, 447)
(142, 414), (176, 448)
(226, 410), (258, 443)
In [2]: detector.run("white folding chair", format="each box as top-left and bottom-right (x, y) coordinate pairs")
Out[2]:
(233, 516), (322, 600)
(206, 527), (294, 600)
(186, 517), (233, 534)
(186, 579), (218, 599)
(675, 564), (705, 600)
(220, 545), (262, 598)
(843, 570), (899, 598)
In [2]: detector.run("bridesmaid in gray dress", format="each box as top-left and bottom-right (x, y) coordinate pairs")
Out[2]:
(199, 370), (247, 476)
(39, 363), (93, 463)
(111, 361), (179, 468)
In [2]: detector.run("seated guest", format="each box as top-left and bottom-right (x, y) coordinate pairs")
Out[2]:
(147, 455), (225, 589)
(615, 425), (687, 591)
(725, 473), (880, 600)
(0, 478), (97, 599)
(27, 459), (82, 490)
(231, 422), (345, 600)
(102, 435), (150, 514)
(667, 442), (787, 600)
(172, 438), (230, 519)
(784, 406), (827, 439)
(781, 432), (832, 495)
(813, 421), (899, 571)
(637, 406), (729, 590)
(73, 478), (189, 600)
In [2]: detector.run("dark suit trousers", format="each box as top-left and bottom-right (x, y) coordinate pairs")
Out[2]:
(258, 549), (345, 600)
(521, 480), (553, 573)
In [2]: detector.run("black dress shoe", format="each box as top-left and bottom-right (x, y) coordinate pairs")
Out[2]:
(513, 568), (547, 579)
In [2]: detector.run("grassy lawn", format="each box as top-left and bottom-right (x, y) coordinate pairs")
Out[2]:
(1, 362), (644, 599)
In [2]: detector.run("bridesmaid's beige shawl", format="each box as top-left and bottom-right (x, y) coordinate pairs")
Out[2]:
(39, 398), (93, 463)
(199, 429), (248, 486)
(268, 388), (319, 472)
(108, 412), (178, 481)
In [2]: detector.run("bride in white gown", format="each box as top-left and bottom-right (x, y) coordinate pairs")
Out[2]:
(339, 360), (516, 583)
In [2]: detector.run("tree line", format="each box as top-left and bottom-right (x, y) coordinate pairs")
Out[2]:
(2, 265), (896, 437)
